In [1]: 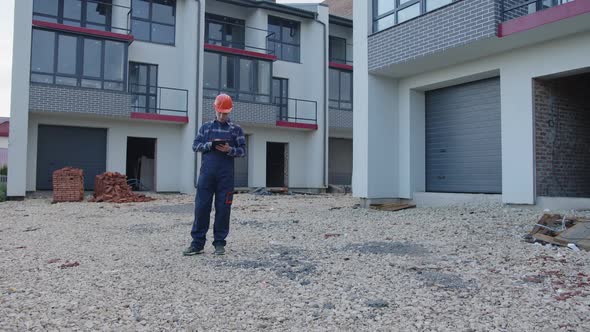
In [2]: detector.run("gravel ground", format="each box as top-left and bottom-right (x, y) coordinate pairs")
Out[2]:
(1, 193), (589, 331)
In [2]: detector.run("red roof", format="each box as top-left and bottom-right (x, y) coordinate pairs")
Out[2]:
(0, 120), (9, 137)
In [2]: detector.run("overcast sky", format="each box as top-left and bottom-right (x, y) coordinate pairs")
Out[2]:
(0, 0), (323, 117)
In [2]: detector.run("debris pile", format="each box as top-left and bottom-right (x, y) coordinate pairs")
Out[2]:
(526, 213), (590, 251)
(90, 172), (155, 203)
(370, 203), (416, 212)
(52, 167), (84, 203)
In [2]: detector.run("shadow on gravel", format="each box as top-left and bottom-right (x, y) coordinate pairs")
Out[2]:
(343, 241), (427, 256)
(212, 246), (317, 285)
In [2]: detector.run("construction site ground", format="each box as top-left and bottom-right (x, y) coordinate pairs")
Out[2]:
(1, 193), (589, 331)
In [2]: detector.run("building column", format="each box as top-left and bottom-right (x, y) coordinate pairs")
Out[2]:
(7, 0), (33, 198)
(352, 0), (399, 205)
(500, 70), (535, 204)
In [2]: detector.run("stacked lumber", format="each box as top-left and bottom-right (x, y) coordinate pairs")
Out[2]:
(52, 167), (84, 202)
(90, 172), (155, 203)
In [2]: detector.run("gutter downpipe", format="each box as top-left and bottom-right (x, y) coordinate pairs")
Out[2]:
(314, 13), (328, 190)
(194, 0), (201, 189)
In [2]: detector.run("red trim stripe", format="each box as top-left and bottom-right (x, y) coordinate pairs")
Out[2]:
(276, 121), (318, 130)
(499, 1), (590, 37)
(32, 20), (134, 42)
(329, 62), (353, 71)
(204, 43), (278, 61)
(130, 112), (189, 123)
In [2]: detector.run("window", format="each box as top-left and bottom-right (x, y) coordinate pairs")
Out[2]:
(329, 36), (347, 64)
(30, 28), (127, 90)
(131, 0), (176, 45)
(267, 16), (300, 62)
(329, 68), (352, 111)
(33, 0), (114, 31)
(129, 62), (158, 113)
(205, 14), (245, 50)
(373, 0), (454, 32)
(204, 52), (272, 103)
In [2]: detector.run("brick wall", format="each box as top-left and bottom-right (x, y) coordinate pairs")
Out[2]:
(29, 84), (133, 118)
(202, 97), (279, 126)
(329, 109), (353, 129)
(502, 0), (532, 21)
(368, 0), (500, 71)
(535, 74), (590, 197)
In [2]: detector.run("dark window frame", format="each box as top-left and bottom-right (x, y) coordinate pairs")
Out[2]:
(267, 16), (301, 63)
(329, 68), (353, 112)
(33, 0), (114, 32)
(129, 62), (159, 113)
(329, 36), (347, 64)
(272, 77), (289, 120)
(372, 0), (456, 33)
(131, 0), (176, 45)
(30, 28), (128, 91)
(205, 13), (246, 50)
(204, 51), (273, 104)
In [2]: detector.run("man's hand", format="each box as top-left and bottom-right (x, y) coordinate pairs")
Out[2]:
(215, 143), (231, 153)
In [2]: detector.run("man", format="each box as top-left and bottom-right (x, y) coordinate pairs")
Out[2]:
(184, 94), (246, 256)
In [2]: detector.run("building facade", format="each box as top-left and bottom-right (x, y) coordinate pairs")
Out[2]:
(7, 0), (352, 198)
(354, 0), (590, 208)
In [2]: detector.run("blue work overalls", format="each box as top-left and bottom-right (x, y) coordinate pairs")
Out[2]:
(191, 119), (245, 249)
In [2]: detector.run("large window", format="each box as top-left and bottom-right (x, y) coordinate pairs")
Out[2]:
(131, 0), (176, 45)
(267, 16), (300, 62)
(33, 0), (114, 31)
(204, 52), (272, 103)
(373, 0), (454, 32)
(329, 68), (352, 111)
(329, 36), (347, 64)
(30, 29), (127, 90)
(129, 62), (158, 113)
(205, 14), (245, 49)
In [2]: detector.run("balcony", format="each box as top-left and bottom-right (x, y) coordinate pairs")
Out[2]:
(32, 0), (133, 41)
(499, 0), (590, 37)
(201, 96), (318, 130)
(204, 15), (278, 61)
(368, 0), (590, 77)
(329, 38), (353, 70)
(29, 83), (188, 124)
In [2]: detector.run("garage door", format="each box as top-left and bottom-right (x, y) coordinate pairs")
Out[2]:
(426, 77), (501, 194)
(329, 138), (352, 185)
(37, 125), (107, 190)
(234, 136), (248, 187)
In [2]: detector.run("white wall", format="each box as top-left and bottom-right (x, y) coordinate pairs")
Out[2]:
(0, 137), (7, 149)
(27, 114), (183, 192)
(245, 127), (315, 188)
(389, 32), (590, 204)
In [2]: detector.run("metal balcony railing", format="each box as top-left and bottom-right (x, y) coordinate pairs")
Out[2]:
(205, 17), (277, 55)
(274, 97), (318, 125)
(329, 43), (353, 66)
(501, 0), (575, 22)
(33, 0), (132, 35)
(129, 84), (188, 116)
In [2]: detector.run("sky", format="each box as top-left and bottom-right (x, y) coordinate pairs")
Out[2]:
(0, 0), (323, 118)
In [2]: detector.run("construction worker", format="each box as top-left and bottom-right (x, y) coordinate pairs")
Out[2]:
(184, 93), (246, 256)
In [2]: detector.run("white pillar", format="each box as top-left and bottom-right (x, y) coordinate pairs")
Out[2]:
(7, 0), (32, 198)
(500, 70), (535, 204)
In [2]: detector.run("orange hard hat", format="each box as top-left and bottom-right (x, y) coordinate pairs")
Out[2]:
(214, 93), (233, 113)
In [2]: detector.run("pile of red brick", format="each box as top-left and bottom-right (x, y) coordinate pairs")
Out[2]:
(52, 167), (85, 203)
(90, 172), (155, 203)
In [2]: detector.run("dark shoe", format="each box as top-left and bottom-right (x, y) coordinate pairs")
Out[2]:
(183, 246), (204, 256)
(214, 245), (225, 255)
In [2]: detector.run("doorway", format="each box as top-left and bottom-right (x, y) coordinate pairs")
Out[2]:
(266, 142), (287, 187)
(126, 137), (156, 191)
(272, 77), (288, 121)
